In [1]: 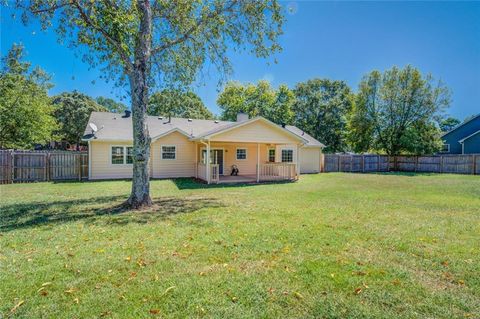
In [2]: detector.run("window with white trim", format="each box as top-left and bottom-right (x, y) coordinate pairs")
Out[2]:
(111, 146), (133, 165)
(440, 144), (450, 153)
(111, 146), (124, 164)
(268, 148), (276, 162)
(126, 147), (134, 164)
(281, 149), (294, 163)
(236, 148), (247, 160)
(161, 145), (176, 160)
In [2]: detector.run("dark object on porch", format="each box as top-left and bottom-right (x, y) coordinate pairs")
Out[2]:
(230, 165), (239, 176)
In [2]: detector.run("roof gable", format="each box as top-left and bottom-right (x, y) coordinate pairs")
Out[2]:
(442, 114), (480, 138)
(459, 129), (480, 143)
(194, 117), (309, 144)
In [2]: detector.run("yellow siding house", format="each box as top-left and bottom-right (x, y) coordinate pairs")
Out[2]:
(83, 111), (324, 184)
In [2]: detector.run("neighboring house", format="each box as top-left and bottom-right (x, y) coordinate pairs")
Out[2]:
(82, 111), (325, 184)
(440, 114), (480, 154)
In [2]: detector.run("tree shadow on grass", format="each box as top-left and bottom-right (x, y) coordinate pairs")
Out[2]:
(0, 195), (223, 232)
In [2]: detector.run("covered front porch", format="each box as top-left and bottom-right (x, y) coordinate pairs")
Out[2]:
(195, 141), (299, 184)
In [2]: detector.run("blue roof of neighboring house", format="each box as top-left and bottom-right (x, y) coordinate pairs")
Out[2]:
(441, 113), (480, 139)
(459, 130), (480, 143)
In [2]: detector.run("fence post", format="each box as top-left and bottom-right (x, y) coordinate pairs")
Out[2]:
(362, 155), (365, 173)
(472, 155), (475, 175)
(440, 155), (443, 173)
(415, 156), (418, 173)
(78, 153), (82, 181)
(337, 155), (340, 172)
(474, 155), (477, 175)
(10, 151), (14, 183)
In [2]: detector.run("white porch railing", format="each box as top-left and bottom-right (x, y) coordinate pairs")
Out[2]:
(258, 163), (297, 181)
(197, 163), (219, 184)
(211, 164), (219, 184)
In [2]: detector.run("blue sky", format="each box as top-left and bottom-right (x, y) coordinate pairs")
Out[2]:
(1, 1), (479, 119)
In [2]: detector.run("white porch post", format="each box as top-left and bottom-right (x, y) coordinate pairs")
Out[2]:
(195, 143), (198, 179)
(257, 143), (260, 182)
(296, 144), (300, 179)
(206, 140), (211, 184)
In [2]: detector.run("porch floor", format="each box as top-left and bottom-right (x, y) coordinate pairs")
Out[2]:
(218, 174), (257, 184)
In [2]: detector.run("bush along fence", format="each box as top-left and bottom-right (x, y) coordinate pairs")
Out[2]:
(323, 154), (480, 175)
(0, 150), (88, 184)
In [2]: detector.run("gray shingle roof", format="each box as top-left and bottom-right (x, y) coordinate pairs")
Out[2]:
(83, 112), (324, 147)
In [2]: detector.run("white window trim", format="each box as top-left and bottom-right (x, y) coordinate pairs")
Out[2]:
(236, 147), (248, 160)
(267, 147), (276, 163)
(280, 147), (295, 163)
(440, 143), (450, 153)
(161, 144), (177, 160)
(110, 145), (133, 166)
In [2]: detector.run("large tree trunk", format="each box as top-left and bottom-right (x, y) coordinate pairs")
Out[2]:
(127, 0), (153, 209)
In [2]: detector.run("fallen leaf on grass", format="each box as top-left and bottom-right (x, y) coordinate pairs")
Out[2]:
(64, 288), (76, 294)
(160, 286), (175, 297)
(354, 287), (362, 295)
(41, 282), (52, 287)
(293, 292), (304, 300)
(150, 309), (160, 314)
(441, 260), (449, 267)
(10, 300), (25, 314)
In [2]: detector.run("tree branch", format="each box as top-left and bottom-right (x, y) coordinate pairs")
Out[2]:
(151, 0), (238, 54)
(72, 0), (134, 73)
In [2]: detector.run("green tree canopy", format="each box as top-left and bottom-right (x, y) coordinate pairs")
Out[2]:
(293, 79), (353, 153)
(95, 96), (127, 114)
(347, 65), (450, 155)
(439, 117), (461, 132)
(0, 44), (57, 149)
(148, 90), (213, 119)
(218, 81), (294, 124)
(52, 91), (106, 147)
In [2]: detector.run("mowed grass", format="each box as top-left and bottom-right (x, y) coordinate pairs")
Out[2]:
(0, 173), (479, 319)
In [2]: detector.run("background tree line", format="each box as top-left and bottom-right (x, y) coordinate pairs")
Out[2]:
(0, 44), (213, 150)
(1, 44), (466, 154)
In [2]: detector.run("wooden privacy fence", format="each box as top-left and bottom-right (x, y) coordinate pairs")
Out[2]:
(0, 150), (88, 184)
(324, 154), (480, 175)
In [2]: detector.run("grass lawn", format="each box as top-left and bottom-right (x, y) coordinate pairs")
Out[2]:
(1, 173), (479, 318)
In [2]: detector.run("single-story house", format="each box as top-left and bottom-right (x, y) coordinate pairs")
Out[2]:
(82, 111), (325, 184)
(440, 114), (480, 154)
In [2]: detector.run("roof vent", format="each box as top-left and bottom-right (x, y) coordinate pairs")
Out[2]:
(158, 116), (163, 120)
(188, 118), (192, 122)
(122, 110), (131, 118)
(214, 120), (219, 123)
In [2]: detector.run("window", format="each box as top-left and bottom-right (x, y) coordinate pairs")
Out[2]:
(161, 145), (176, 160)
(236, 148), (247, 160)
(440, 144), (450, 153)
(268, 148), (276, 162)
(111, 146), (125, 164)
(281, 149), (294, 163)
(126, 147), (134, 164)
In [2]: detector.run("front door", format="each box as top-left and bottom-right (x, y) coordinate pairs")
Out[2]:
(211, 149), (224, 175)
